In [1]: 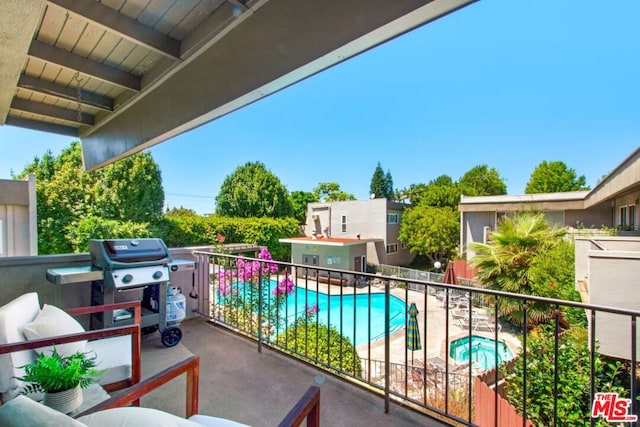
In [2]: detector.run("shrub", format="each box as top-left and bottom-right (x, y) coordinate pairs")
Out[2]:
(275, 318), (362, 377)
(504, 326), (626, 427)
(67, 216), (152, 252)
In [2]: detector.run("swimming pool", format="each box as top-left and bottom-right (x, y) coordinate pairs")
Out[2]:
(218, 281), (407, 346)
(449, 335), (514, 371)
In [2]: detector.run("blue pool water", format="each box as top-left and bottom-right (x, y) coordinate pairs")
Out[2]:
(449, 335), (514, 371)
(219, 281), (406, 346)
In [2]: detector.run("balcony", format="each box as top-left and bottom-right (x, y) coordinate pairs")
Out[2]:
(1, 248), (639, 426)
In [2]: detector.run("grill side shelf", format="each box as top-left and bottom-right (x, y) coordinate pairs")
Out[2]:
(46, 265), (104, 285)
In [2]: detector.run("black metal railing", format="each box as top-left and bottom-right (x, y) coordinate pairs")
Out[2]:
(196, 251), (640, 427)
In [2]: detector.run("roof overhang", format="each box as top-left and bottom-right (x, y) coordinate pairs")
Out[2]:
(280, 237), (382, 247)
(458, 191), (590, 212)
(1, 0), (477, 170)
(584, 147), (640, 208)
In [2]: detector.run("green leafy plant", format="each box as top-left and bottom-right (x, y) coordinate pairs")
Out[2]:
(504, 326), (627, 427)
(15, 347), (104, 394)
(275, 308), (362, 377)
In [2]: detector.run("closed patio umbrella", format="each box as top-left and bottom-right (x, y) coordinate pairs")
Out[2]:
(443, 261), (456, 285)
(406, 302), (421, 364)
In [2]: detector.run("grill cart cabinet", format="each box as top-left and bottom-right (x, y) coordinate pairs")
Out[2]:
(47, 239), (193, 348)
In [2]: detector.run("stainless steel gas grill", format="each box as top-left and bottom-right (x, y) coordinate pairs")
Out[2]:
(89, 238), (171, 290)
(88, 238), (183, 347)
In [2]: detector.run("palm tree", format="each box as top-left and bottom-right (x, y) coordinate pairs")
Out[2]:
(469, 212), (567, 326)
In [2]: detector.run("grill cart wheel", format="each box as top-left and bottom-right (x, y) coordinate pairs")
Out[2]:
(161, 326), (182, 347)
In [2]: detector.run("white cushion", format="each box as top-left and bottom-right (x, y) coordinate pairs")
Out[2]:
(188, 414), (252, 427)
(0, 293), (40, 394)
(86, 335), (131, 385)
(78, 407), (203, 427)
(0, 395), (86, 427)
(21, 304), (87, 357)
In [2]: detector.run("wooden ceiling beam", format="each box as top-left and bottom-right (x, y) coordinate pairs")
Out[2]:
(5, 116), (78, 137)
(11, 98), (94, 126)
(47, 0), (181, 60)
(28, 40), (141, 92)
(18, 74), (113, 112)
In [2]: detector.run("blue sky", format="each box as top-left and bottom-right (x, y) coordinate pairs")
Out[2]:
(1, 0), (639, 214)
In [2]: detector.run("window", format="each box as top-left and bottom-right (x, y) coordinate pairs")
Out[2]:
(303, 255), (318, 266)
(327, 256), (341, 265)
(386, 244), (398, 254)
(341, 215), (347, 232)
(387, 213), (399, 224)
(620, 205), (636, 230)
(400, 242), (406, 249)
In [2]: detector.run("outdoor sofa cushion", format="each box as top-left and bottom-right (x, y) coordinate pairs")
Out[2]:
(0, 293), (133, 402)
(0, 395), (252, 427)
(21, 303), (87, 356)
(0, 293), (41, 398)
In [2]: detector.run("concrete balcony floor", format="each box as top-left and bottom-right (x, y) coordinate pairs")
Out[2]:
(139, 318), (449, 426)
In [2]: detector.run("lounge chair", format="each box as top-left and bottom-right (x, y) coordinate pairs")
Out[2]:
(456, 317), (501, 333)
(0, 293), (141, 403)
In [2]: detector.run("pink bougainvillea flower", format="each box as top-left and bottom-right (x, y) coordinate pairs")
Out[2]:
(219, 280), (231, 297)
(306, 303), (318, 315)
(273, 275), (295, 296)
(258, 248), (278, 274)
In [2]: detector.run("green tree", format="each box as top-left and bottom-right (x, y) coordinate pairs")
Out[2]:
(165, 207), (199, 217)
(369, 162), (394, 199)
(405, 175), (460, 208)
(370, 162), (386, 199)
(529, 239), (586, 326)
(504, 326), (626, 427)
(215, 162), (293, 218)
(469, 213), (567, 325)
(398, 205), (459, 264)
(289, 191), (318, 224)
(313, 182), (356, 202)
(458, 164), (507, 196)
(525, 160), (590, 194)
(97, 152), (164, 223)
(384, 170), (394, 200)
(17, 142), (164, 254)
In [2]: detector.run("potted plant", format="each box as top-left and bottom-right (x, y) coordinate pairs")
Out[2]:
(15, 347), (104, 413)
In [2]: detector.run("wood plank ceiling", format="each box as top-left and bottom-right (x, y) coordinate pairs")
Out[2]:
(6, 0), (229, 137)
(0, 0), (477, 170)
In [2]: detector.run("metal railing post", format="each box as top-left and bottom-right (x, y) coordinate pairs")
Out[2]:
(384, 279), (390, 413)
(257, 264), (263, 353)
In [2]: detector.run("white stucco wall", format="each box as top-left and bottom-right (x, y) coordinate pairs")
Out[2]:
(305, 199), (413, 267)
(583, 248), (640, 360)
(0, 174), (37, 256)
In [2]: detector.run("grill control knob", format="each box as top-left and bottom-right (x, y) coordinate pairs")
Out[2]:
(153, 271), (164, 280)
(122, 274), (133, 284)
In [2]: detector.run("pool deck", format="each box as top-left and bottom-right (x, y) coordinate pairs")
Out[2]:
(305, 280), (521, 375)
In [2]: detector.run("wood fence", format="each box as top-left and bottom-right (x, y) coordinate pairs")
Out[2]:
(473, 359), (533, 427)
(453, 258), (479, 280)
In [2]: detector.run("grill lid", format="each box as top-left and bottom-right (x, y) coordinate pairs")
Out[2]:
(89, 238), (171, 269)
